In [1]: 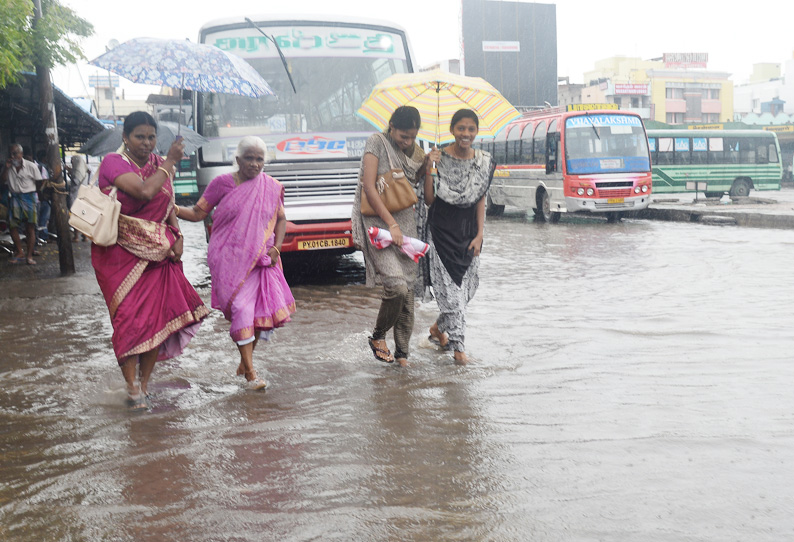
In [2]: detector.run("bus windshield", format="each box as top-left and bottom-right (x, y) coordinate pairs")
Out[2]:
(198, 24), (410, 164)
(564, 114), (650, 174)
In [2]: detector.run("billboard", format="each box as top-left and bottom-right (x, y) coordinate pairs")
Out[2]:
(663, 53), (708, 69)
(462, 0), (557, 108)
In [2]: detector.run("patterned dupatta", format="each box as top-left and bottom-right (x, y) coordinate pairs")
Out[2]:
(206, 172), (284, 319)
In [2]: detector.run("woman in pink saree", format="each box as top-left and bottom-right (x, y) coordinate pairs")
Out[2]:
(93, 112), (210, 411)
(177, 136), (295, 390)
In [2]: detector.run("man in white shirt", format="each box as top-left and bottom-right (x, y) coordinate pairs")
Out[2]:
(1, 144), (42, 264)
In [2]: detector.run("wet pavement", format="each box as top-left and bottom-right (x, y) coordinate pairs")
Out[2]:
(2, 195), (794, 541)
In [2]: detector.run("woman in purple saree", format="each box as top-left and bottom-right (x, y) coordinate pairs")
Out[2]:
(93, 112), (210, 411)
(177, 136), (295, 390)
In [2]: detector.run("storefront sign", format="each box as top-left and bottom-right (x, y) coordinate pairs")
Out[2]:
(687, 124), (723, 130)
(763, 125), (794, 132)
(614, 84), (648, 95)
(482, 41), (520, 52)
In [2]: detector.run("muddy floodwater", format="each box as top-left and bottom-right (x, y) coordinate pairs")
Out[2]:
(1, 210), (793, 541)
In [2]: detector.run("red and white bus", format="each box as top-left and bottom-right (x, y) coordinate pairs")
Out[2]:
(480, 107), (652, 222)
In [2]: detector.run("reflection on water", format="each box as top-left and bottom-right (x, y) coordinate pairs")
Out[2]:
(2, 214), (794, 540)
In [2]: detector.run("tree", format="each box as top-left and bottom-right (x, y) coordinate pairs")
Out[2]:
(0, 0), (33, 88)
(0, 0), (93, 89)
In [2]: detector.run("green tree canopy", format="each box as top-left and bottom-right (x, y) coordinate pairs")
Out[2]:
(0, 0), (33, 88)
(0, 0), (94, 89)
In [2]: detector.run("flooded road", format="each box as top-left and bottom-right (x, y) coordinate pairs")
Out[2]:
(2, 210), (793, 541)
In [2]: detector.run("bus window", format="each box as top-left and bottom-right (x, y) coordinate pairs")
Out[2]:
(739, 139), (756, 163)
(708, 137), (724, 164)
(756, 141), (769, 164)
(769, 143), (779, 163)
(506, 125), (521, 165)
(546, 132), (560, 174)
(493, 129), (508, 165)
(656, 137), (674, 165)
(548, 119), (558, 133)
(725, 138), (740, 163)
(533, 121), (547, 165)
(674, 137), (691, 165)
(692, 137), (707, 164)
(520, 123), (534, 163)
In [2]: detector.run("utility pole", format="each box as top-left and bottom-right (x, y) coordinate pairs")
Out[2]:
(33, 0), (74, 275)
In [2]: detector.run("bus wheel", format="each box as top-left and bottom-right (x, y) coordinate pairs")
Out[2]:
(606, 212), (621, 223)
(729, 179), (751, 198)
(486, 193), (505, 216)
(536, 189), (554, 223)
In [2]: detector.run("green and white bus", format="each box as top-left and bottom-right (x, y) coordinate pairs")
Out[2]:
(647, 129), (782, 197)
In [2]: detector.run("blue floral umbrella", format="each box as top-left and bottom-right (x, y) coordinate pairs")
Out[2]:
(88, 38), (275, 134)
(89, 37), (274, 97)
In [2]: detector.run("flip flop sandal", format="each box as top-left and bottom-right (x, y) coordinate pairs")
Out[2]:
(126, 393), (148, 412)
(9, 256), (25, 264)
(368, 336), (394, 363)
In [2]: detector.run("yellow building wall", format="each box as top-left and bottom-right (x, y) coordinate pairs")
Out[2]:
(649, 79), (665, 122)
(581, 56), (735, 124)
(649, 77), (734, 123)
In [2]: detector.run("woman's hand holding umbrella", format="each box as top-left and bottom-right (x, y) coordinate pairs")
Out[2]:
(426, 147), (442, 178)
(163, 138), (185, 176)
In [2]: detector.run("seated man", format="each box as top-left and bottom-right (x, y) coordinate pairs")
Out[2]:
(1, 143), (42, 264)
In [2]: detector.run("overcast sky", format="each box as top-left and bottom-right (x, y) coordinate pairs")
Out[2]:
(52, 0), (794, 100)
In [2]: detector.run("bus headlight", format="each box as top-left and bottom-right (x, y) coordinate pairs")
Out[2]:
(634, 186), (641, 194)
(586, 188), (594, 196)
(642, 185), (649, 193)
(577, 188), (585, 196)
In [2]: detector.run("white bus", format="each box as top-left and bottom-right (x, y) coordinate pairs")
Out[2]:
(196, 16), (415, 253)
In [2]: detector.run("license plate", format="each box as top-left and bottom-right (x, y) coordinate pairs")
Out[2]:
(298, 237), (350, 250)
(607, 198), (625, 204)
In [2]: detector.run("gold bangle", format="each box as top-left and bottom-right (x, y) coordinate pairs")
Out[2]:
(389, 224), (399, 229)
(157, 166), (171, 178)
(174, 205), (179, 217)
(272, 246), (281, 255)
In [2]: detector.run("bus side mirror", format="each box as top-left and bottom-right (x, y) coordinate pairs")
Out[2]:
(546, 134), (559, 174)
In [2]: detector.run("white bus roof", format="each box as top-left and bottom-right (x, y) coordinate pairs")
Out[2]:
(199, 15), (409, 35)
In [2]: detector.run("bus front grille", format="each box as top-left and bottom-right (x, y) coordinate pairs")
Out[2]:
(594, 201), (636, 210)
(597, 188), (633, 198)
(280, 171), (359, 201)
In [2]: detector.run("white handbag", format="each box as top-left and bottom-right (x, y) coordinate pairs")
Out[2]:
(68, 184), (121, 246)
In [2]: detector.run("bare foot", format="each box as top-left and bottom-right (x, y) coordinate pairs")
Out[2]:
(453, 351), (468, 365)
(429, 323), (449, 348)
(236, 362), (245, 377)
(395, 357), (410, 367)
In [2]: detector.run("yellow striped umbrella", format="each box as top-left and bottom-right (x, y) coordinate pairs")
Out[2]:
(357, 69), (521, 145)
